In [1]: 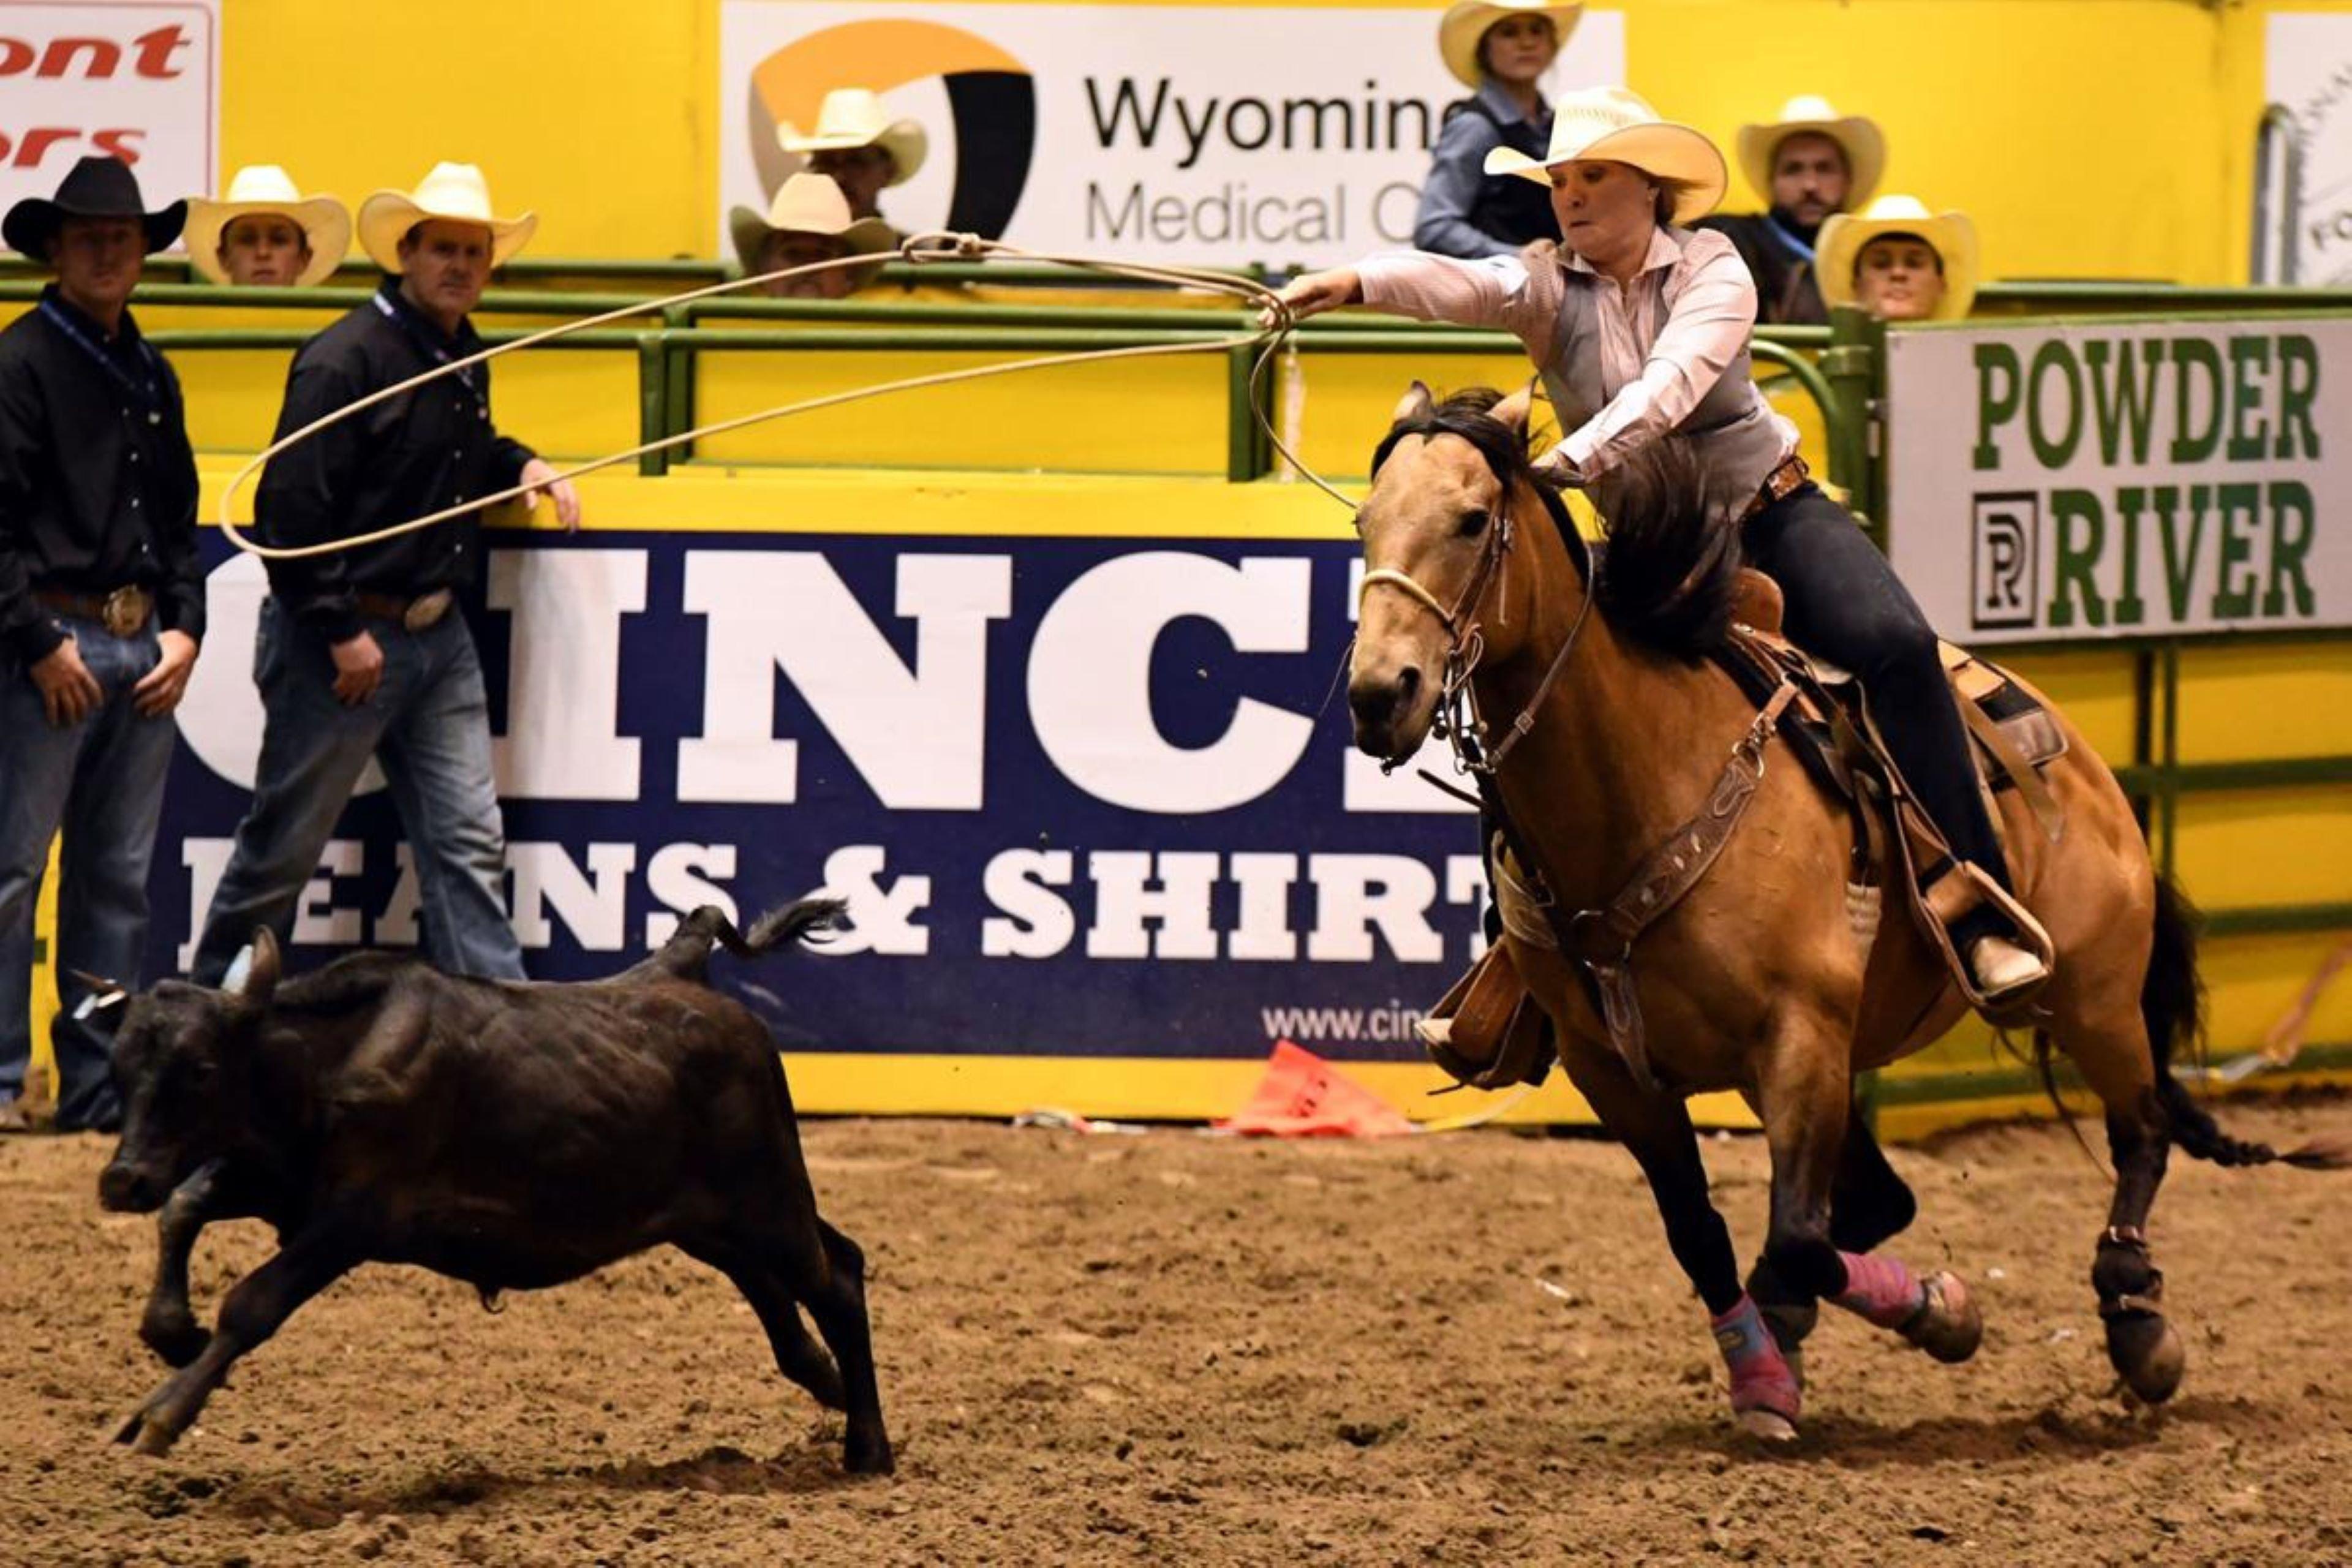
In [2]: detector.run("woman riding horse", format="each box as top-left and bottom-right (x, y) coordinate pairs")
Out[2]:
(1275, 85), (2043, 1006)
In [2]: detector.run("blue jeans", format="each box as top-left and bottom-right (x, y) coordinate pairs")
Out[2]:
(0, 617), (178, 1128)
(189, 598), (524, 986)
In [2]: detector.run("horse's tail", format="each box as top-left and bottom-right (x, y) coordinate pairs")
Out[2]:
(2145, 873), (2351, 1171)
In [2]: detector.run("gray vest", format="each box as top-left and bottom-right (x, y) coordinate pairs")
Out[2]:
(1538, 228), (1789, 519)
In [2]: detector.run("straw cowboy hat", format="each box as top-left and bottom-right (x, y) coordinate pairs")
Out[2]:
(1736, 94), (1885, 209)
(777, 88), (927, 187)
(2, 155), (184, 261)
(729, 173), (896, 280)
(1437, 0), (1585, 89)
(1816, 194), (1980, 321)
(356, 162), (537, 274)
(1485, 86), (1727, 224)
(184, 165), (350, 287)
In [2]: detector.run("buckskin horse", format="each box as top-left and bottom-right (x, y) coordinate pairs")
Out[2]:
(1345, 382), (2344, 1442)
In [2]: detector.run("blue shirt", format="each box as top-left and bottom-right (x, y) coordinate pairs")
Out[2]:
(1413, 80), (1553, 260)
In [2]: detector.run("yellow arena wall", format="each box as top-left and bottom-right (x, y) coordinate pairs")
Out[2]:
(7, 0), (2347, 1133)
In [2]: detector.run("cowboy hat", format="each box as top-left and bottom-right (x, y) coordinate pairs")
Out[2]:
(1437, 0), (1584, 89)
(1736, 94), (1885, 209)
(1484, 86), (1727, 224)
(2, 156), (184, 262)
(777, 88), (927, 187)
(355, 162), (537, 274)
(184, 165), (351, 287)
(729, 173), (896, 282)
(1816, 195), (1979, 322)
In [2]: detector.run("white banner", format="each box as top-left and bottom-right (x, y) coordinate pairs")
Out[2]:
(1885, 319), (2350, 643)
(717, 1), (1625, 267)
(2266, 11), (2352, 285)
(0, 3), (217, 235)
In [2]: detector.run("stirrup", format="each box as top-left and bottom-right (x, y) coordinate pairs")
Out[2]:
(1967, 934), (2049, 1004)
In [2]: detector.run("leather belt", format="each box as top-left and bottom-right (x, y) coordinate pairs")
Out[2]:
(37, 585), (154, 636)
(1739, 455), (1811, 524)
(352, 589), (453, 632)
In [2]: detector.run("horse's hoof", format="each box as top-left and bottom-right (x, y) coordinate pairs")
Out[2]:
(843, 1431), (895, 1476)
(1904, 1270), (1983, 1365)
(2108, 1314), (2185, 1405)
(1733, 1408), (1798, 1444)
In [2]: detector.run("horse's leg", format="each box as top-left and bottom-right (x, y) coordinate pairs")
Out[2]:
(1556, 1039), (1799, 1440)
(1755, 1021), (1981, 1386)
(1746, 1101), (1921, 1387)
(2041, 902), (2184, 1404)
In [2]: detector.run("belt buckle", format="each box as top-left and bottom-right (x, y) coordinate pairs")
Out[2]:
(402, 589), (452, 632)
(101, 586), (151, 637)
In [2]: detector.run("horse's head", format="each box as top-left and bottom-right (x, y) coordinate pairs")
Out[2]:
(1347, 381), (1548, 764)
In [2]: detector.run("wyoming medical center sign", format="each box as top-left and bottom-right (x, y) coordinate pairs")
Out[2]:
(718, 1), (1624, 268)
(1887, 319), (2347, 643)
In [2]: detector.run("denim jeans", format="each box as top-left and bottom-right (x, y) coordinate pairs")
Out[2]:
(1744, 483), (2010, 895)
(189, 597), (524, 986)
(0, 617), (178, 1128)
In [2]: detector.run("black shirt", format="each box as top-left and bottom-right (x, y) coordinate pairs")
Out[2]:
(256, 279), (536, 643)
(0, 287), (203, 664)
(1694, 207), (1828, 326)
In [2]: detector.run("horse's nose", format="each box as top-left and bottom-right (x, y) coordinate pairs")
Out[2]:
(1348, 665), (1422, 748)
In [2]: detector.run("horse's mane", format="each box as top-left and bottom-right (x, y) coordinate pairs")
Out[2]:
(1371, 388), (1740, 661)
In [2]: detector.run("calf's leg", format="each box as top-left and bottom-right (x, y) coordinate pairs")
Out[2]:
(115, 1224), (358, 1457)
(778, 1219), (892, 1476)
(681, 1240), (846, 1411)
(140, 1161), (240, 1367)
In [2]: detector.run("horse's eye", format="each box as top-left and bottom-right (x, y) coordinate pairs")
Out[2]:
(1457, 508), (1490, 537)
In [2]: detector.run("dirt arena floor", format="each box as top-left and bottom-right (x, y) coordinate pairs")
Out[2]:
(3, 1096), (2348, 1567)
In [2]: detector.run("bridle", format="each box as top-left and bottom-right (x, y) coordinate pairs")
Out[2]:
(1356, 439), (1596, 780)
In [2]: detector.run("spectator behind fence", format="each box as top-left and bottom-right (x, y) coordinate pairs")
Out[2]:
(0, 157), (202, 1133)
(1414, 0), (1583, 258)
(729, 173), (895, 300)
(184, 165), (351, 288)
(1817, 195), (1978, 323)
(187, 162), (581, 988)
(777, 88), (926, 239)
(1694, 95), (1884, 325)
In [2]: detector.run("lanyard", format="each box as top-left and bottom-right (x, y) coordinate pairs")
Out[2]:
(1763, 214), (1817, 265)
(39, 300), (165, 420)
(372, 291), (482, 396)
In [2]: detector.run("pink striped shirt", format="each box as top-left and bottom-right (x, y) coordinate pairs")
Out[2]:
(1355, 227), (1798, 476)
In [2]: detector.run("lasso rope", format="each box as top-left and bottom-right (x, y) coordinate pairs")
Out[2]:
(216, 232), (1359, 560)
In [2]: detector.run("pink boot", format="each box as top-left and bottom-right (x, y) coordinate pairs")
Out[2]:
(1711, 1294), (1801, 1441)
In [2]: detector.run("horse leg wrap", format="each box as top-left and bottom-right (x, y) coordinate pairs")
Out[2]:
(1710, 1294), (1801, 1422)
(1831, 1249), (1927, 1330)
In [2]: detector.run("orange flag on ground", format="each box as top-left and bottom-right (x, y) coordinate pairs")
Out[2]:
(1216, 1041), (1415, 1138)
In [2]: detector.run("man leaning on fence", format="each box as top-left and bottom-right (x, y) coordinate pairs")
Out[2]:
(0, 157), (203, 1133)
(187, 162), (579, 987)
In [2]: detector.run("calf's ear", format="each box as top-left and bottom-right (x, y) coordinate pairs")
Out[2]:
(223, 928), (282, 1008)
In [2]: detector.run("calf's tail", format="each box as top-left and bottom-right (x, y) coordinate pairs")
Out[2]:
(728, 897), (852, 957)
(2144, 874), (2351, 1172)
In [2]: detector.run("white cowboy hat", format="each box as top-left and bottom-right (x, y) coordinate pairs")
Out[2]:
(777, 88), (927, 187)
(1436, 0), (1584, 89)
(1816, 195), (1979, 322)
(1485, 86), (1727, 224)
(1736, 95), (1886, 209)
(355, 162), (537, 274)
(729, 173), (896, 282)
(184, 165), (350, 287)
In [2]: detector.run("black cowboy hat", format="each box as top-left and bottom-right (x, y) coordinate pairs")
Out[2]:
(2, 156), (186, 262)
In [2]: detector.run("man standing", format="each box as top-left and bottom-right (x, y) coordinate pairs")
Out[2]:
(778, 88), (927, 236)
(188, 162), (578, 986)
(0, 157), (203, 1132)
(1695, 95), (1885, 325)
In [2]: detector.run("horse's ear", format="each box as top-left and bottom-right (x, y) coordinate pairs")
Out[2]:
(1492, 381), (1536, 437)
(1391, 380), (1434, 428)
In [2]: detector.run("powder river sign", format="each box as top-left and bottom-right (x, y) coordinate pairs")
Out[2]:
(1885, 318), (2346, 643)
